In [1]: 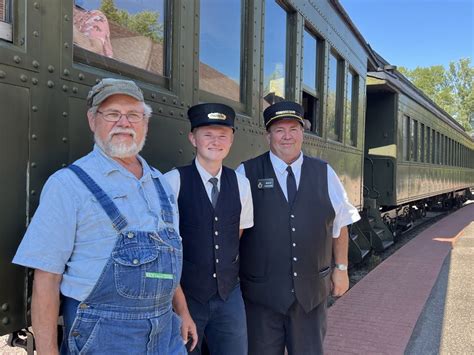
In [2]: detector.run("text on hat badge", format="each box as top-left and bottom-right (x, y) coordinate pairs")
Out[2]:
(208, 112), (227, 120)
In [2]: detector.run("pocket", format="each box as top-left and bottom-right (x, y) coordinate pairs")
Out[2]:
(112, 240), (176, 300)
(319, 266), (331, 278)
(68, 315), (101, 354)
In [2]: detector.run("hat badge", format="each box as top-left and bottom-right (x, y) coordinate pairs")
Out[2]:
(275, 110), (297, 115)
(207, 112), (227, 120)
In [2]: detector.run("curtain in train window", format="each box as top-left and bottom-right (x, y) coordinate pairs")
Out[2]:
(74, 0), (168, 76)
(345, 69), (358, 146)
(302, 28), (321, 134)
(403, 116), (409, 161)
(263, 1), (287, 109)
(199, 0), (242, 102)
(0, 0), (12, 42)
(327, 52), (343, 142)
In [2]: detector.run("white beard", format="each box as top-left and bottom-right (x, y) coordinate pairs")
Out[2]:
(95, 127), (147, 158)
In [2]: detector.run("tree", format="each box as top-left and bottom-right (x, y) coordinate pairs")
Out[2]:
(399, 58), (474, 131)
(100, 0), (163, 42)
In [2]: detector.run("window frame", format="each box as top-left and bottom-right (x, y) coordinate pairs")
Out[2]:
(327, 49), (344, 143)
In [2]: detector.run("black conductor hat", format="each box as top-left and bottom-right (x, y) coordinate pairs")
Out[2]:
(263, 101), (304, 130)
(187, 103), (236, 131)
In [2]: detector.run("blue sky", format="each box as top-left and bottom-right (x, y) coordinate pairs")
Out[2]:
(340, 0), (473, 69)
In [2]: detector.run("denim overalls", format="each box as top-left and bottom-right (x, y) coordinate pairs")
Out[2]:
(61, 165), (185, 354)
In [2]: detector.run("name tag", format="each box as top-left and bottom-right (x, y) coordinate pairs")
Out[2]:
(257, 178), (274, 189)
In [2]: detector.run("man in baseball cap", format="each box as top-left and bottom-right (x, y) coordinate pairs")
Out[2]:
(13, 78), (186, 354)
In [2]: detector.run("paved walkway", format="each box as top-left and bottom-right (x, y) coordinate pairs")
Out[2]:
(324, 203), (474, 354)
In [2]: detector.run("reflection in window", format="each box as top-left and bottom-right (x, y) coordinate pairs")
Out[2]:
(199, 0), (241, 102)
(420, 123), (424, 162)
(263, 1), (287, 109)
(327, 52), (342, 142)
(426, 127), (430, 163)
(302, 28), (320, 135)
(0, 0), (12, 42)
(345, 70), (358, 146)
(74, 0), (167, 76)
(431, 129), (436, 163)
(410, 119), (417, 161)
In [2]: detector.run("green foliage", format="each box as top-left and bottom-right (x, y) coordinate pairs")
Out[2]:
(100, 0), (163, 42)
(399, 58), (474, 131)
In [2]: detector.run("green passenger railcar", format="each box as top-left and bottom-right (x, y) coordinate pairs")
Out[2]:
(0, 0), (376, 342)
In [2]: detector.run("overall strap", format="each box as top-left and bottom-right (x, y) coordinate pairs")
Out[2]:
(151, 169), (174, 225)
(68, 165), (128, 232)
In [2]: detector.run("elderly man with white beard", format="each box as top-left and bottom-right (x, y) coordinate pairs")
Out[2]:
(13, 78), (186, 355)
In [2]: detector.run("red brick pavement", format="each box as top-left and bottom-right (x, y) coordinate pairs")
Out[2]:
(324, 203), (474, 354)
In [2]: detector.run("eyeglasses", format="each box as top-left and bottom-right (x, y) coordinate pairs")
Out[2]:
(97, 110), (145, 123)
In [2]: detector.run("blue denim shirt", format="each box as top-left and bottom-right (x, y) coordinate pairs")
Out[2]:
(13, 145), (179, 301)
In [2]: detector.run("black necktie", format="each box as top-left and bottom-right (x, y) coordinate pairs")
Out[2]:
(209, 177), (219, 208)
(286, 166), (297, 206)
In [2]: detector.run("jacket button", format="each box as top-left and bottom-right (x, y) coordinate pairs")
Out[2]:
(292, 227), (296, 232)
(215, 231), (219, 236)
(216, 259), (219, 263)
(71, 331), (80, 337)
(215, 217), (218, 221)
(294, 272), (298, 277)
(79, 303), (88, 309)
(213, 273), (217, 278)
(292, 243), (296, 247)
(215, 245), (219, 250)
(293, 257), (297, 261)
(132, 259), (139, 265)
(291, 214), (295, 218)
(127, 232), (134, 239)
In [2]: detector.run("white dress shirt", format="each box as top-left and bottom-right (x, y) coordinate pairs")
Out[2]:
(164, 158), (254, 229)
(236, 151), (360, 237)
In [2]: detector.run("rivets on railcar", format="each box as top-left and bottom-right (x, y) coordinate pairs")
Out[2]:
(0, 71), (5, 78)
(78, 73), (85, 80)
(32, 106), (38, 112)
(72, 87), (78, 94)
(2, 317), (9, 325)
(62, 85), (68, 92)
(178, 149), (183, 154)
(180, 112), (184, 117)
(48, 65), (55, 73)
(162, 96), (167, 102)
(62, 163), (67, 168)
(151, 93), (156, 99)
(95, 78), (100, 83)
(62, 112), (68, 118)
(31, 162), (37, 168)
(47, 80), (54, 88)
(63, 69), (70, 76)
(62, 137), (68, 143)
(179, 131), (183, 135)
(13, 55), (21, 64)
(32, 78), (38, 85)
(64, 42), (69, 48)
(158, 108), (163, 113)
(31, 134), (37, 140)
(33, 31), (39, 37)
(64, 14), (70, 21)
(173, 99), (177, 105)
(170, 111), (174, 116)
(33, 2), (40, 9)
(32, 60), (40, 68)
(181, 101), (185, 107)
(1, 303), (8, 311)
(20, 73), (29, 81)
(31, 190), (36, 196)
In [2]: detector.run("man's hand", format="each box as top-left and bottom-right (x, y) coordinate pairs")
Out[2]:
(331, 268), (349, 297)
(179, 310), (198, 351)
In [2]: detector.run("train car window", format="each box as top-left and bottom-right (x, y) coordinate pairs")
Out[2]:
(263, 1), (288, 109)
(426, 127), (430, 163)
(345, 69), (358, 146)
(302, 28), (321, 135)
(327, 51), (343, 142)
(199, 0), (242, 102)
(74, 0), (169, 78)
(420, 124), (425, 162)
(403, 115), (410, 161)
(0, 0), (12, 42)
(409, 119), (417, 161)
(432, 129), (436, 164)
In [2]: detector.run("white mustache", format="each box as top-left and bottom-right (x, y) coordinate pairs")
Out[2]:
(108, 128), (136, 140)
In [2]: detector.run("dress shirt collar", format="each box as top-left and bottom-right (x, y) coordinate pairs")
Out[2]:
(92, 144), (157, 179)
(194, 157), (222, 185)
(269, 150), (303, 175)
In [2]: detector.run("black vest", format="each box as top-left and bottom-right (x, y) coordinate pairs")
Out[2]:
(241, 152), (335, 314)
(178, 162), (241, 303)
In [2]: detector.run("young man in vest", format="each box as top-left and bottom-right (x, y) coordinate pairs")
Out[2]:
(165, 103), (253, 355)
(237, 101), (360, 354)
